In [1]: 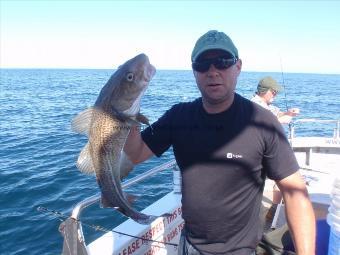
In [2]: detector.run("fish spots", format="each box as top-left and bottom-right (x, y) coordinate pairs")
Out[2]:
(72, 54), (157, 225)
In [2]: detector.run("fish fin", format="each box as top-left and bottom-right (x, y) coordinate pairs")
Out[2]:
(128, 212), (171, 225)
(161, 213), (173, 218)
(136, 113), (150, 125)
(119, 151), (135, 180)
(136, 113), (153, 134)
(100, 199), (166, 225)
(132, 214), (163, 225)
(124, 192), (138, 204)
(99, 195), (136, 210)
(100, 194), (111, 208)
(76, 142), (95, 174)
(71, 108), (94, 135)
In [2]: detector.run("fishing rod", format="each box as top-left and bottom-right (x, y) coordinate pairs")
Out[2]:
(279, 57), (297, 139)
(279, 57), (289, 112)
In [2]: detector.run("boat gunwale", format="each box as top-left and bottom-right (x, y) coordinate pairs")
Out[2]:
(71, 159), (177, 219)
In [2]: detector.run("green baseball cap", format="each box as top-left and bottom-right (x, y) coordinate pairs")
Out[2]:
(257, 76), (283, 93)
(191, 30), (239, 62)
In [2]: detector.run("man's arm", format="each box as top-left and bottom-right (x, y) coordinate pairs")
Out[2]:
(276, 171), (316, 255)
(277, 115), (293, 124)
(277, 108), (300, 124)
(124, 125), (154, 164)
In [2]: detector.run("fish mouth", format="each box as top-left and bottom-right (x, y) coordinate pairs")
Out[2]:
(134, 53), (156, 82)
(145, 64), (156, 82)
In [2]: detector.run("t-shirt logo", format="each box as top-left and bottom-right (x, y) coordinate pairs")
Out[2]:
(226, 152), (243, 159)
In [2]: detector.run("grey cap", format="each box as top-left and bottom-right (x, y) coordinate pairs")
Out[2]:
(257, 76), (283, 93)
(191, 30), (239, 62)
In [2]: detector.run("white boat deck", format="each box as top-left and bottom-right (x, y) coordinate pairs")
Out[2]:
(271, 135), (340, 229)
(292, 136), (339, 205)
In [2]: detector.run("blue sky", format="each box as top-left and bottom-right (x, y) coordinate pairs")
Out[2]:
(1, 0), (339, 74)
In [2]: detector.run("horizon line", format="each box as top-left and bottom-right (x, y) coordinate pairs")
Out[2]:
(0, 67), (339, 75)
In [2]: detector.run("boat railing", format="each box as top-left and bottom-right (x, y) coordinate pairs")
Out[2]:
(289, 118), (340, 139)
(61, 159), (179, 255)
(71, 159), (178, 220)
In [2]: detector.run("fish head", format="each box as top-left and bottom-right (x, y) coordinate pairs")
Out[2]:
(96, 53), (156, 116)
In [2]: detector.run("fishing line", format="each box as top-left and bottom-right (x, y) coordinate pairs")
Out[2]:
(37, 206), (178, 247)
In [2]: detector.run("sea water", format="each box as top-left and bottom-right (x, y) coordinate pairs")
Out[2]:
(1, 69), (339, 254)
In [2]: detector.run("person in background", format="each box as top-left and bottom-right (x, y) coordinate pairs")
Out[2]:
(251, 77), (300, 219)
(124, 30), (315, 255)
(251, 76), (300, 124)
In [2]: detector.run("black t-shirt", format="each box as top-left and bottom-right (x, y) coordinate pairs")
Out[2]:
(141, 93), (299, 254)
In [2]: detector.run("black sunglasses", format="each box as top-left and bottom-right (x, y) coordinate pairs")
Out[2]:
(192, 57), (238, 73)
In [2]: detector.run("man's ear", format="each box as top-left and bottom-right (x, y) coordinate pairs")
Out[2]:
(236, 59), (242, 70)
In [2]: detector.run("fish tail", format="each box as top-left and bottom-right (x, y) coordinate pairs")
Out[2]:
(131, 212), (159, 225)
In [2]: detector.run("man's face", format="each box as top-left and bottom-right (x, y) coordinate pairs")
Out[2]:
(263, 89), (277, 105)
(193, 50), (241, 106)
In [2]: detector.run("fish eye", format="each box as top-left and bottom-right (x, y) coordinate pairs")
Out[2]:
(126, 72), (134, 82)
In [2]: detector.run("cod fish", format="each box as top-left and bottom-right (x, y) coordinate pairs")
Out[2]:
(71, 54), (159, 225)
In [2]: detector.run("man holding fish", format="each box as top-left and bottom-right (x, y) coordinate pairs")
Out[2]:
(124, 30), (315, 254)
